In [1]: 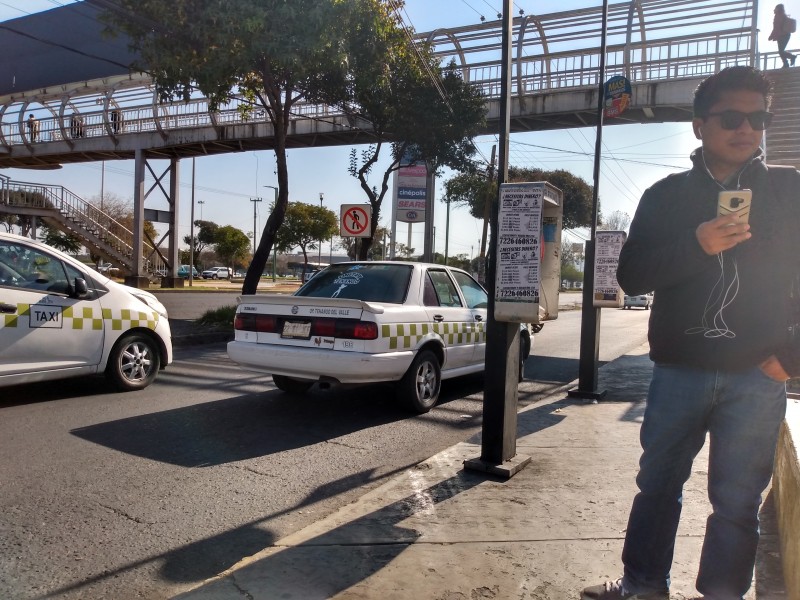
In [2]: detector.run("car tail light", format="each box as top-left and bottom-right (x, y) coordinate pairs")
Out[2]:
(236, 313), (377, 340)
(234, 313), (255, 331)
(311, 318), (336, 337)
(234, 313), (277, 333)
(254, 315), (278, 333)
(337, 320), (378, 340)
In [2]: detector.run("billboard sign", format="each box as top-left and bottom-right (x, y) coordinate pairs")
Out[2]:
(394, 161), (427, 223)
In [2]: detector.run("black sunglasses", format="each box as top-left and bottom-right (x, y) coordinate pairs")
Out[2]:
(705, 110), (773, 131)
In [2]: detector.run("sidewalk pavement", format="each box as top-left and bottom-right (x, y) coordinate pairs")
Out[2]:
(173, 343), (786, 600)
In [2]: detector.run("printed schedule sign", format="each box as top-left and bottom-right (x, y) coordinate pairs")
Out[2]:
(593, 230), (627, 307)
(495, 183), (543, 304)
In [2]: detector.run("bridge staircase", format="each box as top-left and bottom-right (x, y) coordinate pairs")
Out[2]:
(0, 176), (165, 277)
(766, 67), (800, 168)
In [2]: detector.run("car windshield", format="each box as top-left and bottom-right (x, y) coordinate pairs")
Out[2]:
(296, 264), (412, 304)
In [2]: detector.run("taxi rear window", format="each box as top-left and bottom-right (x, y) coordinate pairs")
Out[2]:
(296, 264), (412, 304)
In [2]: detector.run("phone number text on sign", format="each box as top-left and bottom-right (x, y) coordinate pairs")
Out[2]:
(495, 184), (543, 303)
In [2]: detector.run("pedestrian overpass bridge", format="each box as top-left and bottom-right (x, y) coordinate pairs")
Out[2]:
(0, 0), (797, 282)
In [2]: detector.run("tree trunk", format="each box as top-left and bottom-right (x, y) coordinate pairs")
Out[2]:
(242, 122), (289, 295)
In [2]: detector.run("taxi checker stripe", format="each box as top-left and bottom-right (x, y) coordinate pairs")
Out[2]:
(380, 321), (485, 350)
(2, 303), (29, 327)
(0, 304), (157, 330)
(102, 308), (159, 331)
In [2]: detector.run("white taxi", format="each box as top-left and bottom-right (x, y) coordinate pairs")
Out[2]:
(227, 262), (531, 413)
(0, 232), (172, 391)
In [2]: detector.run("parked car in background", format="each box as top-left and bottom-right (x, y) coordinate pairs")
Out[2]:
(202, 266), (231, 279)
(96, 262), (119, 276)
(177, 265), (200, 279)
(624, 292), (653, 309)
(0, 232), (173, 391)
(227, 261), (532, 413)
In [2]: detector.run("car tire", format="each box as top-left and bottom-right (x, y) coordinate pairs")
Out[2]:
(106, 333), (160, 391)
(272, 375), (314, 394)
(212, 274), (218, 279)
(397, 349), (441, 413)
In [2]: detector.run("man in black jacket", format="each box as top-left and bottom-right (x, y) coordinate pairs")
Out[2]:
(582, 66), (800, 599)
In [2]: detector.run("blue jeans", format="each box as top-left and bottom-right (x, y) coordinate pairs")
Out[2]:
(621, 363), (786, 599)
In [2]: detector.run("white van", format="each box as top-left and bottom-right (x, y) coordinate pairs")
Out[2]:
(0, 232), (172, 391)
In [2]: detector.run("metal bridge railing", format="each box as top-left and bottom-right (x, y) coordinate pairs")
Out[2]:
(0, 0), (775, 152)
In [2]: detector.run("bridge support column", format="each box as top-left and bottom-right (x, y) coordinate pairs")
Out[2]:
(160, 157), (183, 288)
(125, 148), (150, 289)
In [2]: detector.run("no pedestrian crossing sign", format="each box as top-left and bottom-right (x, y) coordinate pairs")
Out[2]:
(340, 204), (372, 238)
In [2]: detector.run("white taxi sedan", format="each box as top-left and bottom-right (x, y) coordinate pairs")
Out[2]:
(227, 262), (531, 413)
(0, 232), (172, 391)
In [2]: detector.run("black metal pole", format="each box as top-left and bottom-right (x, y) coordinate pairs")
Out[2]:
(568, 0), (609, 401)
(465, 0), (530, 479)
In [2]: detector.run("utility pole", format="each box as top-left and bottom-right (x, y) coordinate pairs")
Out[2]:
(189, 158), (195, 287)
(250, 197), (262, 255)
(568, 0), (610, 401)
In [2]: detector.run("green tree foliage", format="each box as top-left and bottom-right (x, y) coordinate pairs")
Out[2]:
(213, 225), (250, 269)
(182, 220), (219, 258)
(41, 226), (82, 254)
(98, 0), (402, 294)
(339, 224), (390, 260)
(508, 167), (595, 229)
(346, 20), (486, 260)
(443, 168), (596, 231)
(275, 203), (339, 275)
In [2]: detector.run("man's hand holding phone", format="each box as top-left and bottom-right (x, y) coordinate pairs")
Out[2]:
(696, 189), (753, 255)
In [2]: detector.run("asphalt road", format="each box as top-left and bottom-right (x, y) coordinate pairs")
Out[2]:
(0, 308), (649, 600)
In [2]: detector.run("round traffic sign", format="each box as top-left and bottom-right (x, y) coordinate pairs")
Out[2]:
(342, 206), (369, 236)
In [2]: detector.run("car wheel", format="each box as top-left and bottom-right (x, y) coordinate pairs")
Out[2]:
(106, 333), (160, 391)
(397, 349), (441, 413)
(272, 375), (314, 394)
(212, 273), (218, 279)
(519, 330), (531, 382)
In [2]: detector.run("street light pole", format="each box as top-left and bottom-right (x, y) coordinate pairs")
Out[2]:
(197, 200), (205, 220)
(250, 197), (263, 255)
(319, 192), (324, 266)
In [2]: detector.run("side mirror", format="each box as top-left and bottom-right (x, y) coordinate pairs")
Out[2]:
(72, 277), (89, 299)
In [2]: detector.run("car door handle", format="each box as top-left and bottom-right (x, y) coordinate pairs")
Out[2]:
(433, 314), (444, 322)
(474, 315), (483, 321)
(0, 302), (16, 313)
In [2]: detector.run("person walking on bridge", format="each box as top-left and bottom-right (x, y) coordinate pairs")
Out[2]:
(582, 66), (800, 599)
(769, 3), (796, 68)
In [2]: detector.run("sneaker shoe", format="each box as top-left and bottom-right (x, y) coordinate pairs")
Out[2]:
(582, 578), (669, 600)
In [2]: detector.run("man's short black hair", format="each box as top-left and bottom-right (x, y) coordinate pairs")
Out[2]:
(693, 65), (772, 118)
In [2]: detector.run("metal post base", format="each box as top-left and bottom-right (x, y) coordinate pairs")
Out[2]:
(567, 388), (608, 401)
(464, 453), (532, 479)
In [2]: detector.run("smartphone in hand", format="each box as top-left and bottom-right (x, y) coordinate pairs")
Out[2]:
(717, 189), (752, 224)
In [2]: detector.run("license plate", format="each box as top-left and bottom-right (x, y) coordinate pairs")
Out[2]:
(281, 320), (311, 339)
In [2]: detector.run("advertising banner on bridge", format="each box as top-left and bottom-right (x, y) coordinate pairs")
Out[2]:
(603, 75), (631, 119)
(393, 160), (428, 223)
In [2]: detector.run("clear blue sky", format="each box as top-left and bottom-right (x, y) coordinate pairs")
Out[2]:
(0, 0), (791, 258)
